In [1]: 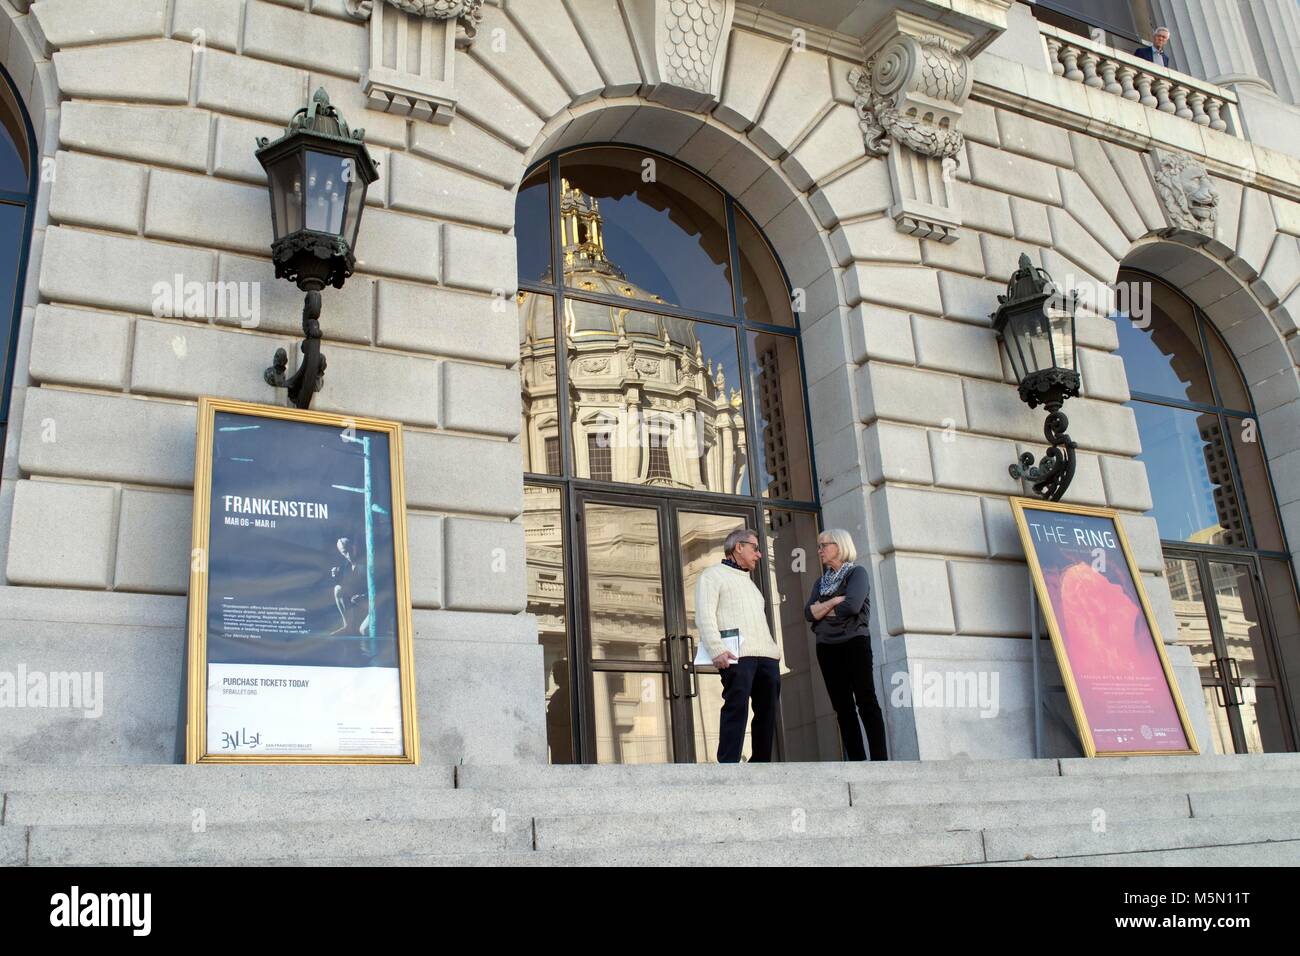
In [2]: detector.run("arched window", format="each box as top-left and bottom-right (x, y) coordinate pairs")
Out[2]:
(1117, 267), (1299, 755)
(518, 146), (822, 765)
(0, 65), (37, 454)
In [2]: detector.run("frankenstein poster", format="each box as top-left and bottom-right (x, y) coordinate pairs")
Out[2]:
(186, 398), (418, 763)
(1010, 498), (1197, 757)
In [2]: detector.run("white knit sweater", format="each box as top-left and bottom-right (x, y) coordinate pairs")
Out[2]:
(694, 563), (780, 662)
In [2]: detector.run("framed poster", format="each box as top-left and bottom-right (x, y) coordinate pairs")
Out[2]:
(1010, 497), (1198, 757)
(186, 397), (419, 764)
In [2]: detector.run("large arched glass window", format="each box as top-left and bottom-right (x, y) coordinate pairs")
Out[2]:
(0, 66), (36, 455)
(518, 146), (822, 765)
(1117, 267), (1299, 756)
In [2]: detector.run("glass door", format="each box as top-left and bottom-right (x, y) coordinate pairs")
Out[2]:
(675, 504), (767, 763)
(573, 490), (765, 763)
(1164, 550), (1294, 753)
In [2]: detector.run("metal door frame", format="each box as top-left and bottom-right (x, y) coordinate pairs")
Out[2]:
(571, 487), (767, 763)
(1165, 545), (1295, 753)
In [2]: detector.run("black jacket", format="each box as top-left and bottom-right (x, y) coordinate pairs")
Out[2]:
(1133, 44), (1169, 67)
(804, 564), (870, 645)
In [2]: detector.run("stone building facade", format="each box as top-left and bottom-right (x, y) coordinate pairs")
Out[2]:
(0, 0), (1298, 766)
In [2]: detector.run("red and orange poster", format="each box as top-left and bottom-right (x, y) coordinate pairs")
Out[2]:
(1011, 498), (1198, 757)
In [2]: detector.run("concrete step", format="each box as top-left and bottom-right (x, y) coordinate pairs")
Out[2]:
(24, 820), (533, 866)
(847, 768), (1300, 805)
(0, 763), (456, 794)
(1056, 752), (1300, 776)
(980, 841), (1300, 866)
(456, 752), (1300, 790)
(1188, 786), (1300, 817)
(528, 830), (991, 866)
(456, 757), (1061, 789)
(502, 811), (1300, 866)
(3, 781), (854, 827)
(7, 753), (1299, 801)
(229, 838), (1300, 867)
(8, 799), (1293, 866)
(981, 811), (1300, 862)
(530, 792), (1195, 851)
(0, 826), (24, 865)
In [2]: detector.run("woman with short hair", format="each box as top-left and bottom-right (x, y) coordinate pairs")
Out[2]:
(804, 528), (888, 761)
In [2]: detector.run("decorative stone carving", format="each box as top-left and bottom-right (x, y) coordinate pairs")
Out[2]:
(848, 34), (971, 162)
(344, 0), (481, 123)
(345, 0), (482, 39)
(624, 0), (736, 111)
(850, 14), (977, 244)
(579, 358), (611, 374)
(1150, 148), (1220, 236)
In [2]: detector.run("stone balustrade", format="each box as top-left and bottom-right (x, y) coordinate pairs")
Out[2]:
(1040, 24), (1236, 134)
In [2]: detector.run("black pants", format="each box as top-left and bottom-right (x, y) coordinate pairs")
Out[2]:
(717, 657), (780, 763)
(816, 636), (888, 761)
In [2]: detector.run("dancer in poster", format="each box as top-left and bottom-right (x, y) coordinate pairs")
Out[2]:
(330, 536), (370, 637)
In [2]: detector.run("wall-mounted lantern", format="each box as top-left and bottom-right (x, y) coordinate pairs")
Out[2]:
(992, 253), (1081, 501)
(256, 87), (380, 409)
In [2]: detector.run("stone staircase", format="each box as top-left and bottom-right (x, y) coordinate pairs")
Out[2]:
(3, 753), (1300, 865)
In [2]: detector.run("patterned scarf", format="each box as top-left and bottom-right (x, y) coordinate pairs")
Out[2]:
(818, 561), (856, 597)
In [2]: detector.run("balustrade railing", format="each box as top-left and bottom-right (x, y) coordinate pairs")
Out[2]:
(1039, 24), (1237, 135)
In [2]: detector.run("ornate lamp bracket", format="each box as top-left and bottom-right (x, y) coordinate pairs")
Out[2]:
(265, 292), (328, 410)
(1008, 368), (1081, 502)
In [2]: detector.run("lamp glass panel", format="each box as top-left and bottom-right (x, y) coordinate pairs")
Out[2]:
(998, 311), (1029, 382)
(1018, 304), (1054, 374)
(268, 153), (304, 239)
(1047, 300), (1077, 371)
(304, 150), (349, 235)
(345, 163), (367, 249)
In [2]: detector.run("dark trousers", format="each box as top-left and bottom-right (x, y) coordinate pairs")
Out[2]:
(717, 657), (780, 763)
(816, 636), (888, 761)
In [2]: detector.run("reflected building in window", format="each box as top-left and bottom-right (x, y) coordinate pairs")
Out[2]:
(1198, 416), (1247, 548)
(520, 181), (751, 495)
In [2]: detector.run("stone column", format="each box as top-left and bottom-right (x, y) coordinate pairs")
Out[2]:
(1149, 0), (1273, 92)
(1236, 0), (1300, 105)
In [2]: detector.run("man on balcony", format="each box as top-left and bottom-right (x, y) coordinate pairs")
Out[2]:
(1134, 26), (1171, 68)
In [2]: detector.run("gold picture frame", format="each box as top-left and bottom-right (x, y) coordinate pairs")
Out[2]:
(1010, 496), (1199, 758)
(186, 397), (419, 764)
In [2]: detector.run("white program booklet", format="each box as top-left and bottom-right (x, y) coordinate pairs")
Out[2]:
(694, 628), (742, 666)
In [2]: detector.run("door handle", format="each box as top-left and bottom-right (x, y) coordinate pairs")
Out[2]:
(683, 635), (699, 699)
(1228, 657), (1245, 705)
(660, 636), (677, 699)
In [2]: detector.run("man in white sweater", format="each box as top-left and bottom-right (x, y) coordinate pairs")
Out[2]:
(694, 528), (781, 762)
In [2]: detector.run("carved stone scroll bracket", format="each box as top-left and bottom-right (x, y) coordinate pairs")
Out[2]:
(623, 0), (737, 112)
(344, 0), (483, 123)
(849, 11), (976, 243)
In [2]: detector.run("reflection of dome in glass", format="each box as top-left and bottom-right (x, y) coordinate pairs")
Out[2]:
(520, 181), (748, 496)
(559, 179), (698, 349)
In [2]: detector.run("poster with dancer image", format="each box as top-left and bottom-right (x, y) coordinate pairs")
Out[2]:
(1010, 498), (1198, 757)
(186, 397), (418, 763)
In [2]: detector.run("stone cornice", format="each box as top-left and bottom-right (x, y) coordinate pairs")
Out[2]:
(733, 0), (1012, 60)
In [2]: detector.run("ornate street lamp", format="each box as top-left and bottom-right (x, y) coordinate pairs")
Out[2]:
(992, 254), (1081, 501)
(256, 87), (380, 408)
